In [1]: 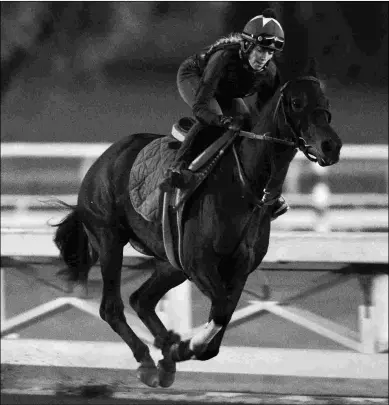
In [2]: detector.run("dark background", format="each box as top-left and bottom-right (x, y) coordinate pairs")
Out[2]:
(1, 1), (388, 144)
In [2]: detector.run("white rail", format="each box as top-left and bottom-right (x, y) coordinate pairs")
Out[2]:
(2, 228), (387, 263)
(1, 193), (387, 209)
(1, 142), (388, 232)
(2, 142), (388, 159)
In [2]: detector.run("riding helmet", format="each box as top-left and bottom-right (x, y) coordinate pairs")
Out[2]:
(242, 8), (285, 52)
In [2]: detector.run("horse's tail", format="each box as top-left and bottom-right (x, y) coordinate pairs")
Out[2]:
(52, 202), (98, 283)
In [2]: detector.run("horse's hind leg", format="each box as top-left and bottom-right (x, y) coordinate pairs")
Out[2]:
(97, 230), (158, 388)
(130, 260), (187, 387)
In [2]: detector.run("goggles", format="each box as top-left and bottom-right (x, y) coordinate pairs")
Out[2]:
(243, 33), (285, 51)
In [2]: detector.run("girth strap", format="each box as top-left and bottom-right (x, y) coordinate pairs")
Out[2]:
(162, 191), (182, 270)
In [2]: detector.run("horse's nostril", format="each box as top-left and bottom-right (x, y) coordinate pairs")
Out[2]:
(321, 140), (333, 154)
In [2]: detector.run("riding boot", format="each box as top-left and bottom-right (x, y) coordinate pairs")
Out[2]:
(262, 148), (297, 221)
(160, 122), (203, 192)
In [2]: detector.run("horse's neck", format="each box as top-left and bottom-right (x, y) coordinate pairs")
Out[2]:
(238, 138), (272, 194)
(237, 137), (297, 197)
(236, 93), (283, 191)
(255, 85), (283, 129)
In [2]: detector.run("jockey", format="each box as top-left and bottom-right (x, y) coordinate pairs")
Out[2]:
(162, 8), (289, 220)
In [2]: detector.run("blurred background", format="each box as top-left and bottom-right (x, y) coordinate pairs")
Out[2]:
(1, 1), (388, 141)
(1, 1), (388, 232)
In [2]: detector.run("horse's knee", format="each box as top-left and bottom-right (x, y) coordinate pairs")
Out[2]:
(130, 289), (156, 318)
(129, 290), (151, 316)
(99, 297), (125, 325)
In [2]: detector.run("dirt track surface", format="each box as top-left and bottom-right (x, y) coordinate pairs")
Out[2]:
(1, 364), (387, 405)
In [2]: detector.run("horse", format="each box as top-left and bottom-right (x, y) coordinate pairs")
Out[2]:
(53, 59), (342, 388)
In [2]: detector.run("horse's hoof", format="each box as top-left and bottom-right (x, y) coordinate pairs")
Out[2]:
(157, 359), (176, 388)
(137, 362), (159, 388)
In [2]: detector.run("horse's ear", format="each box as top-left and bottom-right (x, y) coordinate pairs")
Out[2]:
(306, 57), (318, 77)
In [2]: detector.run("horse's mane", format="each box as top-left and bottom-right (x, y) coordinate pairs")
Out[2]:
(252, 86), (283, 134)
(207, 33), (243, 54)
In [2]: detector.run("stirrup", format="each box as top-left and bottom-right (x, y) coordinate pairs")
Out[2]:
(178, 117), (196, 132)
(172, 117), (196, 141)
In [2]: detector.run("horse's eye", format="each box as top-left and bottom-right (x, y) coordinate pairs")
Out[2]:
(291, 98), (304, 112)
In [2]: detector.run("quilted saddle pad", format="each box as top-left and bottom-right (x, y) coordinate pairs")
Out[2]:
(129, 135), (178, 222)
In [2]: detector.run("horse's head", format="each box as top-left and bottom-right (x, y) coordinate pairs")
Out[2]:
(277, 59), (342, 166)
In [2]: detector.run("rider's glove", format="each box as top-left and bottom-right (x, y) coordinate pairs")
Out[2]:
(219, 115), (245, 132)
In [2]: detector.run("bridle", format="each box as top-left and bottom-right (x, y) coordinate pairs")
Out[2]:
(239, 75), (332, 162)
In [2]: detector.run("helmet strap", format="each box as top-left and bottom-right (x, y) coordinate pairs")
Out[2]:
(241, 40), (255, 57)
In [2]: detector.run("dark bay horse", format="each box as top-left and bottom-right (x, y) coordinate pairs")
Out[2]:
(53, 61), (342, 388)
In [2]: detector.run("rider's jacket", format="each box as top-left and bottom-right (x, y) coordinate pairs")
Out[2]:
(191, 42), (281, 126)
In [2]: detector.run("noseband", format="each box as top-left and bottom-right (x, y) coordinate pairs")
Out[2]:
(240, 75), (332, 162)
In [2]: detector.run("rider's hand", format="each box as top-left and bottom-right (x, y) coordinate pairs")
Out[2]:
(220, 115), (245, 132)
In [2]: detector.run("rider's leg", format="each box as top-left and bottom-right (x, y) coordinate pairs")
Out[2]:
(173, 62), (205, 175)
(160, 65), (224, 190)
(262, 148), (297, 220)
(166, 122), (204, 189)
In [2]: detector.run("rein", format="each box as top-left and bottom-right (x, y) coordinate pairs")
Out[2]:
(239, 130), (295, 146)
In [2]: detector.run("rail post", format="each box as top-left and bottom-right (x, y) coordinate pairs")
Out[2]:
(373, 274), (388, 352)
(156, 280), (192, 335)
(311, 163), (331, 232)
(358, 273), (389, 353)
(1, 268), (5, 323)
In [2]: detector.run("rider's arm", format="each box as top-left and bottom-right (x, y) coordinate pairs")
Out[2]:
(193, 50), (230, 127)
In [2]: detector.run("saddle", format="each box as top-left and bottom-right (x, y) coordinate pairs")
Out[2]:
(129, 135), (178, 222)
(129, 118), (236, 222)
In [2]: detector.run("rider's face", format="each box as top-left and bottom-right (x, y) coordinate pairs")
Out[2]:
(248, 46), (274, 71)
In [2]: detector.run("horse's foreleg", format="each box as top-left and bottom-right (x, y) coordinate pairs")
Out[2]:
(98, 232), (158, 388)
(129, 261), (187, 387)
(169, 274), (248, 362)
(195, 275), (248, 360)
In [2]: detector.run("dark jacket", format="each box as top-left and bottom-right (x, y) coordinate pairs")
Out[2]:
(193, 43), (281, 126)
